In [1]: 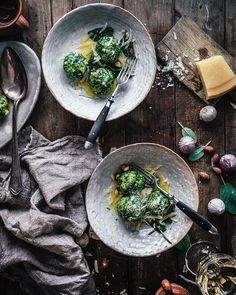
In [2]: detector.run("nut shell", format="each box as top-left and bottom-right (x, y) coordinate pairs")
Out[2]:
(204, 146), (215, 153)
(199, 172), (210, 181)
(212, 154), (220, 163)
(212, 167), (222, 174)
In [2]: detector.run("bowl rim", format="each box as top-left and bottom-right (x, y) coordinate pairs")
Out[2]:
(86, 142), (199, 257)
(41, 3), (157, 121)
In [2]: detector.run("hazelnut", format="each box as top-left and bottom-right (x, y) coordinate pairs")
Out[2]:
(121, 164), (129, 171)
(212, 167), (222, 174)
(212, 154), (220, 163)
(204, 146), (215, 153)
(101, 258), (109, 269)
(199, 172), (210, 181)
(114, 189), (119, 197)
(115, 173), (120, 180)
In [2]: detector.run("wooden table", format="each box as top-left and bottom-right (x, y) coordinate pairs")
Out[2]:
(1, 0), (236, 294)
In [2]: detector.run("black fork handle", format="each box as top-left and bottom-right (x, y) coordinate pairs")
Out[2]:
(84, 99), (113, 149)
(175, 200), (218, 235)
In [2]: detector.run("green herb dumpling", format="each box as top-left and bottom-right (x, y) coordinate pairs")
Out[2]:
(88, 67), (114, 95)
(96, 36), (121, 64)
(146, 190), (171, 217)
(63, 52), (88, 80)
(0, 93), (9, 120)
(118, 169), (145, 194)
(117, 194), (145, 221)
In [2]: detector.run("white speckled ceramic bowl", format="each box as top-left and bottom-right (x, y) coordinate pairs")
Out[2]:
(86, 143), (199, 257)
(42, 4), (156, 121)
(0, 41), (41, 148)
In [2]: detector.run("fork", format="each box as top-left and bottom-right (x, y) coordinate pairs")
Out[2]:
(132, 164), (219, 235)
(84, 57), (137, 149)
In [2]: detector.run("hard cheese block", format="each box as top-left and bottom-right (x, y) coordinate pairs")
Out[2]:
(196, 55), (236, 100)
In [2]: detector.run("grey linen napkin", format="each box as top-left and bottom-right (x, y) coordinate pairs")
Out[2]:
(0, 126), (102, 295)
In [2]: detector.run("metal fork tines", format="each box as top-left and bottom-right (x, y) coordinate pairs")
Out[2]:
(131, 163), (158, 188)
(84, 56), (137, 150)
(131, 163), (219, 235)
(116, 56), (137, 85)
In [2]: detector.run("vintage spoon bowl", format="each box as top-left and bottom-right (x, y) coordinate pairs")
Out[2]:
(1, 47), (27, 101)
(0, 47), (28, 195)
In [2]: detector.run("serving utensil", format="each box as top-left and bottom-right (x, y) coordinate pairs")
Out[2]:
(84, 56), (137, 149)
(132, 164), (218, 235)
(1, 47), (27, 195)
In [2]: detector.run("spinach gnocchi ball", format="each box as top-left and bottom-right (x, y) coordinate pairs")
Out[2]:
(96, 36), (121, 64)
(0, 94), (9, 120)
(88, 67), (114, 95)
(63, 52), (88, 80)
(118, 169), (145, 194)
(117, 194), (145, 221)
(146, 190), (171, 216)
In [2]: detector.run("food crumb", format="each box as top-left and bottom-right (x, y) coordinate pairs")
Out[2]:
(138, 286), (147, 290)
(173, 31), (177, 40)
(94, 260), (99, 273)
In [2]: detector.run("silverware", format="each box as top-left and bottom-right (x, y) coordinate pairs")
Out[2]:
(1, 47), (27, 195)
(132, 164), (219, 235)
(84, 56), (137, 149)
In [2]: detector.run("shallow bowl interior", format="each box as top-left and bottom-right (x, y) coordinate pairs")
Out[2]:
(42, 4), (156, 121)
(86, 143), (199, 257)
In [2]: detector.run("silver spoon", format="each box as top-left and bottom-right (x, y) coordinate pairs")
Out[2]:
(0, 47), (27, 196)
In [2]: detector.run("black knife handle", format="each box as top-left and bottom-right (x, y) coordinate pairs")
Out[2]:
(85, 99), (113, 148)
(176, 200), (214, 232)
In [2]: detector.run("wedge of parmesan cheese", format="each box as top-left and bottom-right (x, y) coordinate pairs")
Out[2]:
(196, 55), (236, 100)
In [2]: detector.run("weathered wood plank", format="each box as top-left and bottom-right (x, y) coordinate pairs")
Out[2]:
(71, 2), (128, 294)
(174, 1), (225, 294)
(23, 0), (78, 140)
(124, 1), (176, 294)
(224, 0), (236, 257)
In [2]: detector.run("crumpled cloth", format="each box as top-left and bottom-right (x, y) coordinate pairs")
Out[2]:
(0, 126), (102, 295)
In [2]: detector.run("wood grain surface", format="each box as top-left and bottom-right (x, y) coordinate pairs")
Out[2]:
(0, 1), (236, 295)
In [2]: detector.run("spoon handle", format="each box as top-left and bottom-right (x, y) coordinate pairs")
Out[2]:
(9, 101), (22, 196)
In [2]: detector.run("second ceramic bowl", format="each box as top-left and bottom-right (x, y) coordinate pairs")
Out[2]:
(86, 143), (199, 256)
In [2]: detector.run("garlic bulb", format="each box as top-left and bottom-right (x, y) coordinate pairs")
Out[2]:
(219, 154), (236, 173)
(208, 198), (225, 215)
(199, 106), (217, 122)
(178, 136), (196, 154)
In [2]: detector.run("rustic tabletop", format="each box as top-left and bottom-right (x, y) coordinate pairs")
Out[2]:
(1, 0), (236, 294)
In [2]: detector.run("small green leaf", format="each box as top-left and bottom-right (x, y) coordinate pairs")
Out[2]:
(182, 127), (197, 143)
(220, 183), (236, 215)
(177, 121), (197, 142)
(175, 234), (191, 251)
(188, 146), (204, 162)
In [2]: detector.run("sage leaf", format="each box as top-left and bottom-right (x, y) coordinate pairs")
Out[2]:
(182, 127), (197, 143)
(220, 183), (236, 215)
(188, 146), (204, 162)
(175, 234), (191, 251)
(177, 121), (197, 143)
